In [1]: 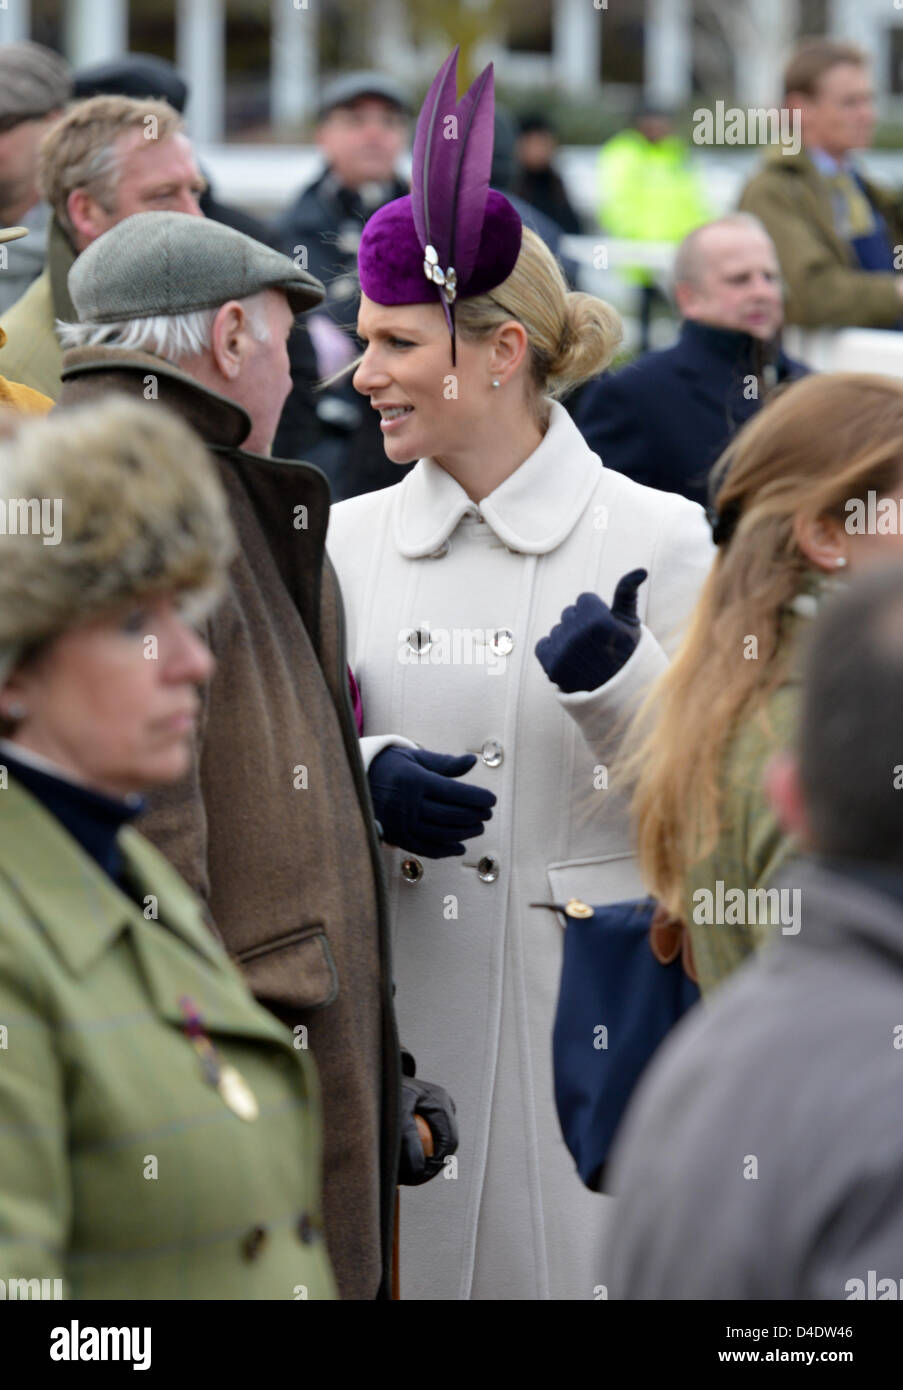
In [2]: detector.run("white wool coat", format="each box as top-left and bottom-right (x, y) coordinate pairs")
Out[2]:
(327, 401), (714, 1300)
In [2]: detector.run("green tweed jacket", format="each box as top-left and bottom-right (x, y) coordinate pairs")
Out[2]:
(0, 217), (76, 400)
(0, 775), (337, 1300)
(682, 597), (818, 996)
(739, 147), (903, 329)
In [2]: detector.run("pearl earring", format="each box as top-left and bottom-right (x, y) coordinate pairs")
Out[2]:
(3, 700), (26, 721)
(491, 378), (500, 389)
(835, 556), (847, 568)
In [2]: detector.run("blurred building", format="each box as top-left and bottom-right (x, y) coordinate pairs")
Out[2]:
(2, 0), (903, 146)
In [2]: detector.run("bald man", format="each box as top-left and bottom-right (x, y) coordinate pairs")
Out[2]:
(576, 214), (809, 508)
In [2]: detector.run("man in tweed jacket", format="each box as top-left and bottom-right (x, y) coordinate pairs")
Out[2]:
(55, 213), (455, 1299)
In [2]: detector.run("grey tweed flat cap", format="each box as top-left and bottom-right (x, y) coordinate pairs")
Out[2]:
(68, 211), (326, 322)
(317, 71), (410, 120)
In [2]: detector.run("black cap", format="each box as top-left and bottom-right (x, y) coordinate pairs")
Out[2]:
(73, 54), (189, 113)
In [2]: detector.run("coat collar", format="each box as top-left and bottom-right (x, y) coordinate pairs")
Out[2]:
(394, 400), (601, 557)
(59, 345), (252, 448)
(0, 776), (288, 1042)
(48, 216), (77, 323)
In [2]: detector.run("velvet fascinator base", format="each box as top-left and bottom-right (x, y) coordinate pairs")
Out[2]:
(358, 190), (523, 307)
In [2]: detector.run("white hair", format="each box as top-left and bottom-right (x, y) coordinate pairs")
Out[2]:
(56, 291), (272, 362)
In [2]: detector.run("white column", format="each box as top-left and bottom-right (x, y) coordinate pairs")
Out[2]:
(645, 0), (692, 107)
(733, 0), (797, 106)
(0, 0), (31, 44)
(829, 0), (885, 97)
(176, 0), (225, 145)
(64, 0), (128, 68)
(368, 0), (414, 78)
(271, 0), (318, 130)
(552, 0), (601, 94)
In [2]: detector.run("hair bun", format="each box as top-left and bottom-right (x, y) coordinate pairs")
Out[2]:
(548, 292), (622, 393)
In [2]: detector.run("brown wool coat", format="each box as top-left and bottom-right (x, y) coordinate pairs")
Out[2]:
(56, 348), (402, 1300)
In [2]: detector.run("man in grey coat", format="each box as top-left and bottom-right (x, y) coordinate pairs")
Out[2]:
(607, 563), (903, 1300)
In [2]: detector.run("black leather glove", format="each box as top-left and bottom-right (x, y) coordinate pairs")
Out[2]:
(367, 745), (495, 858)
(535, 569), (648, 693)
(398, 1075), (459, 1186)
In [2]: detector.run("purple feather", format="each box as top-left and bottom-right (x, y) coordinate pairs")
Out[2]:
(410, 47), (500, 363)
(447, 64), (494, 285)
(411, 46), (460, 254)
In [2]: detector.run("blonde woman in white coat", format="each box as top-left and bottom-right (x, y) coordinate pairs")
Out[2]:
(328, 52), (714, 1300)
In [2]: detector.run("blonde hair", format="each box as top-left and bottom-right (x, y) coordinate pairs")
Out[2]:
(629, 372), (903, 916)
(38, 95), (185, 243)
(456, 227), (622, 416)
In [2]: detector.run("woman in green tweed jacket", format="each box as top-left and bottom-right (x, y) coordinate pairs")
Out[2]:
(0, 398), (336, 1300)
(629, 373), (903, 995)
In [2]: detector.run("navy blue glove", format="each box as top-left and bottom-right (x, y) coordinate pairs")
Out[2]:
(535, 569), (648, 694)
(367, 745), (496, 858)
(398, 1075), (459, 1186)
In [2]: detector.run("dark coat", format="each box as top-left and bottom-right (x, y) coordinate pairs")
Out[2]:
(576, 320), (809, 508)
(56, 348), (402, 1301)
(271, 166), (415, 500)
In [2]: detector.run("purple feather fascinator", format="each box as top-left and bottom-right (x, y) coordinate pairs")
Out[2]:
(358, 46), (522, 362)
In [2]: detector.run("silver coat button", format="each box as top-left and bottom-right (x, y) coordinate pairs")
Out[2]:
(477, 855), (500, 883)
(481, 738), (504, 768)
(401, 857), (423, 883)
(490, 629), (514, 655)
(405, 629), (431, 654)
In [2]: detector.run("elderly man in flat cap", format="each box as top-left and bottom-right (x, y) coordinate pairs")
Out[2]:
(0, 93), (204, 399)
(55, 212), (457, 1301)
(271, 72), (415, 502)
(0, 42), (72, 314)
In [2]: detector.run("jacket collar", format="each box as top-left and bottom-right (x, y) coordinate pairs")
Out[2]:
(0, 775), (219, 978)
(0, 776), (287, 1042)
(59, 345), (252, 448)
(394, 400), (601, 557)
(48, 216), (77, 322)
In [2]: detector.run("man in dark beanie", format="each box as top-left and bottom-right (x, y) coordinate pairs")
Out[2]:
(0, 41), (72, 313)
(55, 212), (456, 1300)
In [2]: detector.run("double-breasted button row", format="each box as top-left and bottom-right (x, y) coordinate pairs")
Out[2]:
(403, 854), (500, 883)
(403, 628), (515, 655)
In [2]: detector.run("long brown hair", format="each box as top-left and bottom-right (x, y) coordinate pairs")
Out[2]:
(630, 372), (903, 915)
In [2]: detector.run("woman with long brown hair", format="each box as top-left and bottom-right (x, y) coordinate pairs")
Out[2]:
(631, 372), (903, 995)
